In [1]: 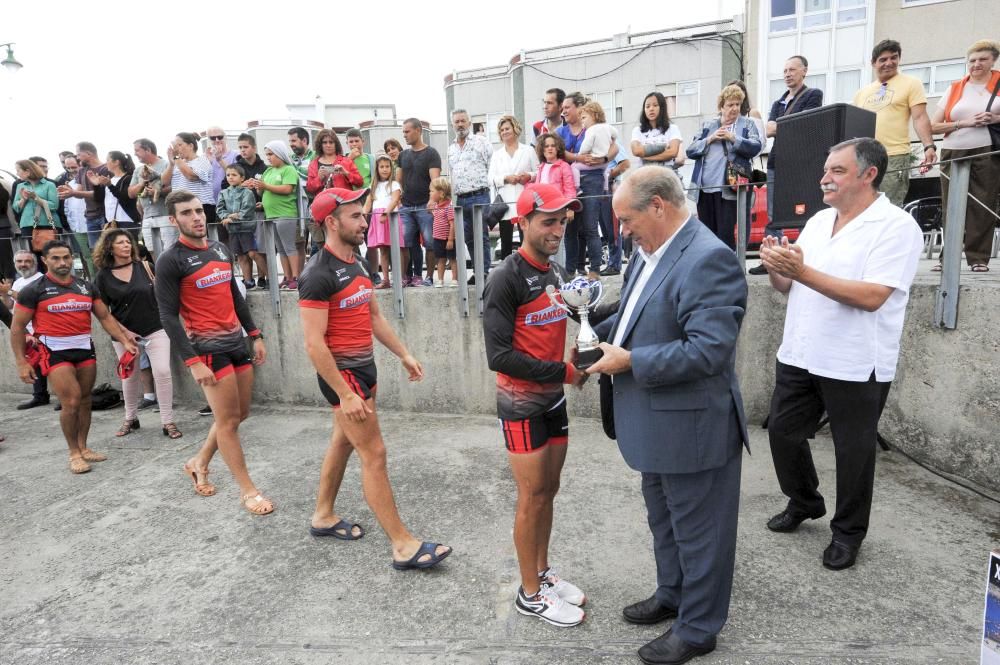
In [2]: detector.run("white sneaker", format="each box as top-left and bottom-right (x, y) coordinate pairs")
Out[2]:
(434, 282), (444, 288)
(515, 584), (585, 627)
(540, 567), (586, 606)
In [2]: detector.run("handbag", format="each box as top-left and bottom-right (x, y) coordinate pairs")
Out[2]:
(722, 141), (750, 193)
(31, 222), (56, 253)
(485, 192), (508, 230)
(986, 76), (1000, 151)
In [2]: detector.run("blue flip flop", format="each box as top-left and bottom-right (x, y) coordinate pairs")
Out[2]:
(392, 541), (452, 570)
(309, 519), (364, 540)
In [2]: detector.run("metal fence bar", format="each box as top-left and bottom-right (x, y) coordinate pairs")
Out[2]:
(736, 185), (749, 267)
(388, 211), (404, 319)
(472, 205), (486, 317)
(453, 205), (469, 317)
(207, 223), (219, 244)
(933, 159), (970, 330)
(261, 219), (282, 317)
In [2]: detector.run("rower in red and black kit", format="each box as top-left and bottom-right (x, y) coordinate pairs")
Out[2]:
(483, 183), (592, 628)
(10, 240), (137, 474)
(155, 189), (273, 516)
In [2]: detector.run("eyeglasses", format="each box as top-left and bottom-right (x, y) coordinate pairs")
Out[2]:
(209, 135), (225, 141)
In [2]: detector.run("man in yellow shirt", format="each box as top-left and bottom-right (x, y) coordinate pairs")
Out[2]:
(853, 40), (937, 205)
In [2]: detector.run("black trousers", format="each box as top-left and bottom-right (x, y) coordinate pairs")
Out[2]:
(696, 191), (736, 251)
(768, 361), (890, 546)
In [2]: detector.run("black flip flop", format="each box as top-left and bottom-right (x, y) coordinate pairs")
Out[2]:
(309, 519), (364, 540)
(392, 542), (452, 570)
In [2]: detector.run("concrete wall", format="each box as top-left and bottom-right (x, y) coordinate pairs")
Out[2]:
(3, 281), (997, 492)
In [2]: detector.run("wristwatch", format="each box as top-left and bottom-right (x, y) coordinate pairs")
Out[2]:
(250, 332), (264, 340)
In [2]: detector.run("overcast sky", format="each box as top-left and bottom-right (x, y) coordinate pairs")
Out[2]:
(0, 0), (737, 172)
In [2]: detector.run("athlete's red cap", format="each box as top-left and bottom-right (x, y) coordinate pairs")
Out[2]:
(116, 349), (137, 380)
(516, 183), (582, 218)
(310, 187), (369, 222)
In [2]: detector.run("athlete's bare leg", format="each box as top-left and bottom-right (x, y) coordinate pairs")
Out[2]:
(536, 442), (567, 574)
(332, 398), (448, 562)
(74, 364), (98, 457)
(47, 365), (89, 459)
(508, 446), (552, 596)
(310, 419), (360, 536)
(187, 368), (258, 497)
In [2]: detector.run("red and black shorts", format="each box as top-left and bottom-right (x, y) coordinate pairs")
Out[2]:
(192, 345), (254, 381)
(318, 362), (378, 408)
(39, 344), (97, 376)
(500, 402), (569, 454)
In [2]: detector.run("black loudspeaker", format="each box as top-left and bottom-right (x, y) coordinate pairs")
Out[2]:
(773, 103), (876, 229)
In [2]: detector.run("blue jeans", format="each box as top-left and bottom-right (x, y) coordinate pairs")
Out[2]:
(764, 168), (783, 240)
(569, 170), (605, 275)
(85, 216), (106, 247)
(598, 191), (621, 270)
(457, 190), (491, 275)
(399, 206), (434, 276)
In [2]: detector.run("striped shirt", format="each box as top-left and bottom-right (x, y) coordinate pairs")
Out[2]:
(170, 156), (215, 205)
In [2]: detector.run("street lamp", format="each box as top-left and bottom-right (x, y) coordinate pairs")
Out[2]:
(1, 43), (23, 73)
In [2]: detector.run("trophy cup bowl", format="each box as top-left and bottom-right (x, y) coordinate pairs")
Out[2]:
(546, 277), (605, 370)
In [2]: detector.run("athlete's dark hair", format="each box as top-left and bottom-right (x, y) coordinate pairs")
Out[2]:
(287, 126), (309, 142)
(638, 92), (671, 133)
(41, 240), (72, 257)
(166, 189), (198, 217)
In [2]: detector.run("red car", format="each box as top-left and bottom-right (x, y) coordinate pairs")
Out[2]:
(748, 184), (800, 250)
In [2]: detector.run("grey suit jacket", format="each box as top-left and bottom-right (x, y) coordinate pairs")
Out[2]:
(594, 219), (750, 475)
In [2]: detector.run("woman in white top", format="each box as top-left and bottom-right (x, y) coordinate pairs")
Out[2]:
(931, 39), (1000, 272)
(488, 115), (539, 260)
(630, 92), (683, 171)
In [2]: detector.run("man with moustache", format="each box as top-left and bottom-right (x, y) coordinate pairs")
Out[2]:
(761, 138), (922, 571)
(586, 166), (749, 664)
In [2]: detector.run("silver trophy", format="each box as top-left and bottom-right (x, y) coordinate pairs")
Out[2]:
(546, 276), (606, 370)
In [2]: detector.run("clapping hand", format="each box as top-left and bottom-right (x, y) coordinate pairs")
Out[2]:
(760, 236), (805, 279)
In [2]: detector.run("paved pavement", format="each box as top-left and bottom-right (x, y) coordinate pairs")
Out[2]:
(1, 397), (997, 665)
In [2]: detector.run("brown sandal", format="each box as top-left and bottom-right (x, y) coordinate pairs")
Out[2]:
(116, 419), (140, 437)
(80, 449), (108, 462)
(183, 463), (216, 497)
(241, 492), (274, 516)
(69, 457), (92, 474)
(162, 423), (183, 439)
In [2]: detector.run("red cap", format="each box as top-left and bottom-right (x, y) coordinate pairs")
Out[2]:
(516, 183), (582, 218)
(310, 187), (369, 222)
(116, 350), (137, 380)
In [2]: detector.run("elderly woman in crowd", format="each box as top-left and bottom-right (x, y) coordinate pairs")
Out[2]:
(92, 228), (181, 439)
(250, 141), (301, 289)
(163, 132), (217, 228)
(931, 39), (1000, 273)
(488, 115), (539, 260)
(12, 160), (62, 263)
(686, 84), (762, 250)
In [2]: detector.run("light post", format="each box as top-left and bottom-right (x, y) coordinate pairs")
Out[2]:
(1, 43), (23, 73)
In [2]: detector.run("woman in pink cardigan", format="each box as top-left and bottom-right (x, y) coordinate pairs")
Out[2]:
(534, 133), (577, 267)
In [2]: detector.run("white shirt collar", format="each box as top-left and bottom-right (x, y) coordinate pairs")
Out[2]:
(637, 215), (691, 267)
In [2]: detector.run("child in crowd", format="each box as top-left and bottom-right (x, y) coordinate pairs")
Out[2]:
(428, 177), (456, 288)
(363, 153), (402, 289)
(577, 101), (619, 189)
(216, 164), (259, 290)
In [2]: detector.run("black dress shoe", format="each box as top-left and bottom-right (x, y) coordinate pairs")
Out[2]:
(766, 507), (825, 533)
(599, 267), (621, 276)
(823, 540), (859, 570)
(748, 263), (768, 275)
(17, 395), (50, 410)
(623, 595), (678, 625)
(638, 629), (716, 665)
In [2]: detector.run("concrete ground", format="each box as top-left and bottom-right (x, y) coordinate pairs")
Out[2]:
(0, 396), (997, 665)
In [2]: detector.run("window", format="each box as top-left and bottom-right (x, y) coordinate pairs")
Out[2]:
(615, 89), (624, 124)
(837, 0), (866, 22)
(901, 59), (966, 95)
(835, 70), (861, 102)
(770, 0), (797, 32)
(676, 81), (701, 117)
(484, 112), (505, 145)
(803, 0), (831, 28)
(655, 84), (680, 119)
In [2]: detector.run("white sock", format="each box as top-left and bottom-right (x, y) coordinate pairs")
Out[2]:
(144, 393), (155, 401)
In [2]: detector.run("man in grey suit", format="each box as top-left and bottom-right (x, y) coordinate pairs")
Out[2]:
(586, 166), (749, 664)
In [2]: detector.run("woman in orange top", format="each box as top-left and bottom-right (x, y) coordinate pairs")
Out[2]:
(930, 39), (1000, 272)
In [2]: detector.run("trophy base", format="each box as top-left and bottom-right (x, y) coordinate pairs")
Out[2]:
(574, 347), (604, 371)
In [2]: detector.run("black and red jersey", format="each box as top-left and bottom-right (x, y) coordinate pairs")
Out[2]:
(154, 237), (259, 365)
(483, 249), (573, 421)
(15, 273), (98, 342)
(297, 246), (374, 369)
